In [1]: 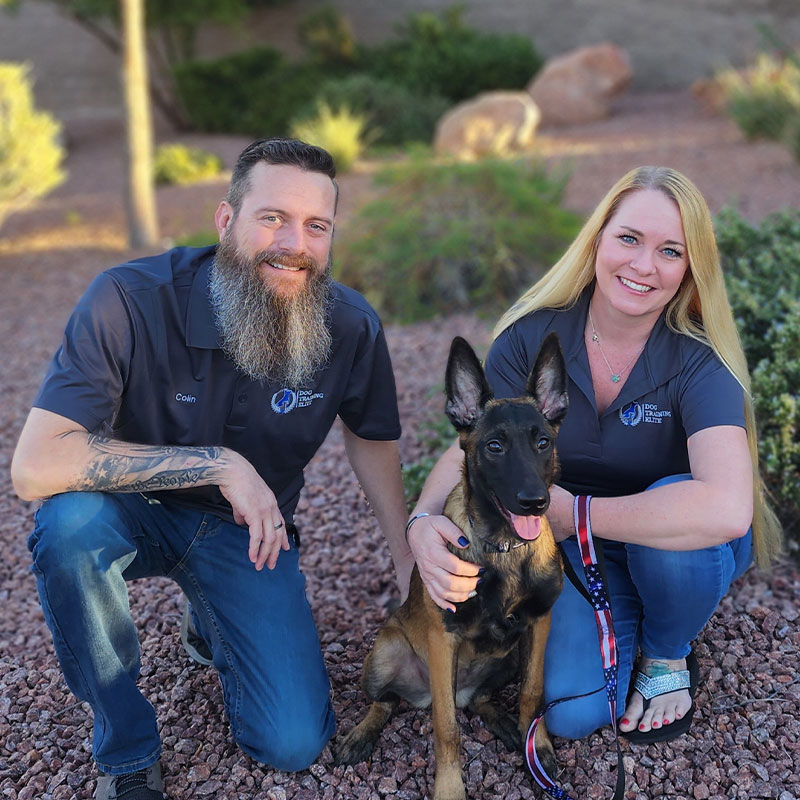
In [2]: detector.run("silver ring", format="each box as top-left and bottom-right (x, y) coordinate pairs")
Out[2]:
(274, 521), (284, 530)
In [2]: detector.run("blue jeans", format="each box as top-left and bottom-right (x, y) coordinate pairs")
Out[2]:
(28, 491), (335, 774)
(543, 475), (753, 738)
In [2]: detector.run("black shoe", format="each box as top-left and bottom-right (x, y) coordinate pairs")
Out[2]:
(95, 763), (164, 799)
(180, 601), (213, 666)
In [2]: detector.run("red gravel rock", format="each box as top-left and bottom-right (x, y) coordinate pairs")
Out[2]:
(1, 94), (799, 799)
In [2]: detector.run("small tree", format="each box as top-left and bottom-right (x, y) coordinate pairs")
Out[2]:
(0, 62), (65, 230)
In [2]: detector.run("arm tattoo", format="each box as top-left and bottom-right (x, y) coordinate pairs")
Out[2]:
(67, 434), (225, 493)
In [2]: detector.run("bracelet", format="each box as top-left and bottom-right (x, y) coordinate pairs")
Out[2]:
(573, 495), (593, 537)
(405, 512), (431, 543)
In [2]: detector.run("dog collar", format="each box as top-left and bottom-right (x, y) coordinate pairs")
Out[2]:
(467, 515), (531, 554)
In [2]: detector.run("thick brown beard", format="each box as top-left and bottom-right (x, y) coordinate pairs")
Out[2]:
(209, 235), (333, 387)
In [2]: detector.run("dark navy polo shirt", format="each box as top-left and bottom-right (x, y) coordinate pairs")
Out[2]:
(34, 246), (401, 523)
(484, 288), (746, 497)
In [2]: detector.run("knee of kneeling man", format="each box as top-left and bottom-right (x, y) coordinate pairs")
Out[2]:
(237, 721), (332, 772)
(30, 492), (117, 565)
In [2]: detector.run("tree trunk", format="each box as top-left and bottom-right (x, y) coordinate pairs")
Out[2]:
(121, 0), (159, 248)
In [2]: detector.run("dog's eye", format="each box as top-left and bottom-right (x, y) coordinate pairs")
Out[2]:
(536, 437), (550, 450)
(486, 440), (504, 453)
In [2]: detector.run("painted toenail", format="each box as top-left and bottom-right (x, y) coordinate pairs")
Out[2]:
(639, 724), (646, 730)
(621, 718), (629, 725)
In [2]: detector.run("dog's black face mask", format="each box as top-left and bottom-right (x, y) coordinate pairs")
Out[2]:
(445, 333), (568, 542)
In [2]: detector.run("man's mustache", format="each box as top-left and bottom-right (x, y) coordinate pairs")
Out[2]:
(252, 250), (319, 273)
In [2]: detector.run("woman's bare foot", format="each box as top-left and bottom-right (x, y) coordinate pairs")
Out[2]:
(619, 656), (693, 734)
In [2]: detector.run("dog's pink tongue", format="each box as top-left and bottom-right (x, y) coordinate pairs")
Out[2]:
(511, 514), (542, 540)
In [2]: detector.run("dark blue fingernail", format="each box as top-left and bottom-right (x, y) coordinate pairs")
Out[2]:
(447, 607), (455, 613)
(458, 536), (469, 547)
(477, 577), (483, 585)
(478, 567), (486, 574)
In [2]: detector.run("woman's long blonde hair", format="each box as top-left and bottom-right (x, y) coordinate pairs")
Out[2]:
(493, 166), (781, 567)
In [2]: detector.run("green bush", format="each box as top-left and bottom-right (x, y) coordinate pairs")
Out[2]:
(718, 53), (800, 152)
(717, 207), (800, 364)
(0, 62), (65, 229)
(402, 411), (454, 511)
(297, 4), (356, 66)
(174, 47), (333, 137)
(334, 156), (580, 322)
(294, 74), (450, 147)
(750, 305), (800, 541)
(153, 143), (223, 185)
(357, 6), (542, 103)
(289, 102), (369, 171)
(716, 208), (800, 543)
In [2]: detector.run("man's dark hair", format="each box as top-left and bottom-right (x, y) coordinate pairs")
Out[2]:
(227, 138), (338, 214)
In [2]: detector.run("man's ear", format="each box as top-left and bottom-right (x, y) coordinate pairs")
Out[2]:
(214, 201), (234, 242)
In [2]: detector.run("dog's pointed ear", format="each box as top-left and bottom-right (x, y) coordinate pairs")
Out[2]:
(526, 332), (568, 426)
(445, 337), (494, 431)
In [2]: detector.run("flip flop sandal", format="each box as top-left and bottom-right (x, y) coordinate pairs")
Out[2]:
(622, 649), (699, 744)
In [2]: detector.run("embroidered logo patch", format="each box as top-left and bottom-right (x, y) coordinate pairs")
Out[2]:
(270, 388), (325, 414)
(271, 389), (297, 414)
(620, 401), (673, 426)
(619, 401), (643, 427)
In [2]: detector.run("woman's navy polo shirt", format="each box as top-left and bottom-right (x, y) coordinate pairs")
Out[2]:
(484, 289), (746, 497)
(34, 246), (401, 523)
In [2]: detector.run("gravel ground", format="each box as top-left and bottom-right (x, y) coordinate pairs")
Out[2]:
(1, 91), (799, 799)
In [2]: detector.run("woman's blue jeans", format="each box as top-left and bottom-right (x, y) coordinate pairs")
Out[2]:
(543, 475), (753, 738)
(28, 491), (335, 774)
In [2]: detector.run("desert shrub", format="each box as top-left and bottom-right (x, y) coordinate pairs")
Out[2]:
(297, 4), (356, 66)
(357, 6), (542, 103)
(718, 53), (800, 152)
(0, 62), (65, 229)
(750, 306), (800, 543)
(717, 207), (800, 364)
(153, 143), (223, 185)
(174, 47), (332, 136)
(334, 157), (580, 322)
(294, 74), (450, 147)
(402, 410), (454, 510)
(289, 102), (369, 171)
(716, 208), (800, 543)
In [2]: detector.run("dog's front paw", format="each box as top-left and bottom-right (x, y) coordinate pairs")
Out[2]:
(331, 725), (376, 766)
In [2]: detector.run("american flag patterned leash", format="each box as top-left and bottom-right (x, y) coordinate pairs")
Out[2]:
(524, 495), (625, 800)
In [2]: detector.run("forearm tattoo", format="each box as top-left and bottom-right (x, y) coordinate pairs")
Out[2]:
(67, 434), (225, 493)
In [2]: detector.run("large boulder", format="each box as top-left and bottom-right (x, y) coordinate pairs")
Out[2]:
(433, 91), (541, 161)
(527, 43), (632, 126)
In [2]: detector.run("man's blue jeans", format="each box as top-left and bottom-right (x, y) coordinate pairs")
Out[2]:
(28, 491), (335, 774)
(543, 475), (753, 738)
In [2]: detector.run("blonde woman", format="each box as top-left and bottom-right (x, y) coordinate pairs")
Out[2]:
(406, 166), (781, 743)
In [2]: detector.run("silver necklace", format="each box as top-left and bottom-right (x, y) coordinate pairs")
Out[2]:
(588, 309), (644, 384)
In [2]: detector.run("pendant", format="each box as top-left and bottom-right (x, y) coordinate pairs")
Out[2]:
(612, 374), (621, 383)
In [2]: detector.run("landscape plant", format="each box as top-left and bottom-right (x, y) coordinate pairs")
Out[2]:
(718, 52), (800, 162)
(716, 207), (800, 544)
(289, 102), (369, 172)
(334, 157), (580, 322)
(153, 143), (223, 185)
(0, 62), (65, 230)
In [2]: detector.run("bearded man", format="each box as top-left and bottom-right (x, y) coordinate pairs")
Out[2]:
(11, 139), (413, 800)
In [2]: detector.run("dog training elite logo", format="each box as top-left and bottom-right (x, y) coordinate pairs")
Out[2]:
(271, 388), (297, 414)
(619, 401), (643, 427)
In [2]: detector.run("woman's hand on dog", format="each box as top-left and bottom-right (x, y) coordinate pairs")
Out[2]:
(408, 515), (481, 612)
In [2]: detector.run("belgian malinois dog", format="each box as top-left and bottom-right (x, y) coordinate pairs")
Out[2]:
(333, 333), (568, 800)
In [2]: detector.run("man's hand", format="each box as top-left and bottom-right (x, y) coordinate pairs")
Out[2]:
(216, 449), (290, 571)
(407, 514), (481, 612)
